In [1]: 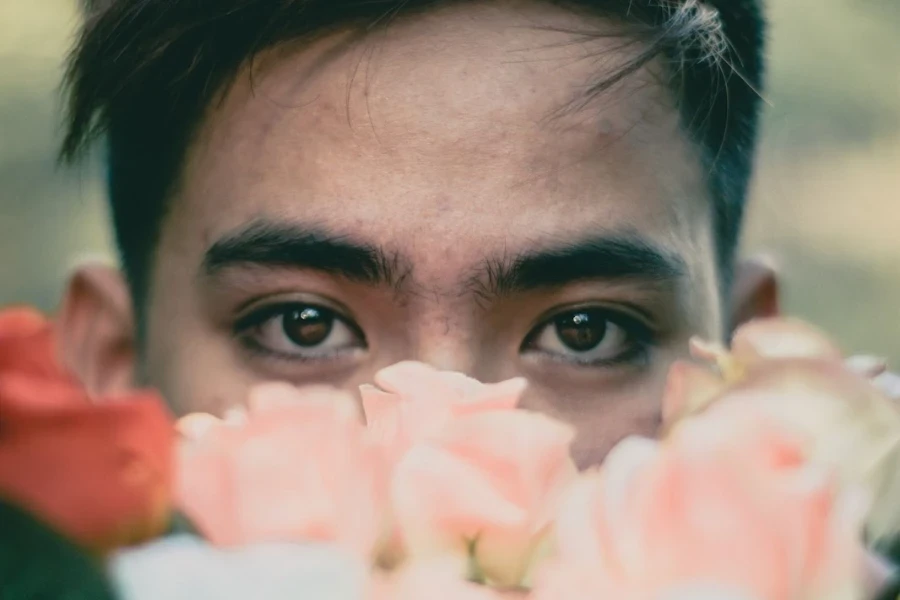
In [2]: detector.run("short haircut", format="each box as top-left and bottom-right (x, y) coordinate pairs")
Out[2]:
(60, 0), (766, 308)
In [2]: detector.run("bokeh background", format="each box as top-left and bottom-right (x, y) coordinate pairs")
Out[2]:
(1, 1), (898, 360)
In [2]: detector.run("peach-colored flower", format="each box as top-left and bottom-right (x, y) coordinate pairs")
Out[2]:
(663, 317), (900, 542)
(661, 359), (725, 425)
(538, 415), (867, 600)
(704, 362), (900, 543)
(666, 318), (845, 422)
(176, 383), (389, 560)
(729, 317), (845, 364)
(0, 307), (174, 553)
(360, 361), (527, 465)
(390, 409), (577, 587)
(687, 317), (844, 387)
(529, 555), (622, 600)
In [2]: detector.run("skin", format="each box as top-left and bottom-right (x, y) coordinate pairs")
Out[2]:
(62, 1), (764, 468)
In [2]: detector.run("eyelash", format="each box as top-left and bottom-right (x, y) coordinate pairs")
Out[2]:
(232, 301), (657, 369)
(232, 302), (366, 363)
(522, 306), (657, 368)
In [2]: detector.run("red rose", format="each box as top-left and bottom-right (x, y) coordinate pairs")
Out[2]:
(0, 307), (175, 553)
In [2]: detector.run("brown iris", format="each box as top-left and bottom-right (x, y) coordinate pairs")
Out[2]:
(555, 311), (607, 351)
(282, 306), (333, 347)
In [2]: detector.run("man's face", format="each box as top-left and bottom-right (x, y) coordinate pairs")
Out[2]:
(142, 2), (723, 466)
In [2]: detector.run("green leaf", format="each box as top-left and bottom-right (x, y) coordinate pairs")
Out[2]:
(873, 534), (900, 600)
(0, 497), (116, 600)
(163, 511), (202, 539)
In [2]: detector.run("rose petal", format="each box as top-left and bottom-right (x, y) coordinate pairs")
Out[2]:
(176, 413), (223, 441)
(0, 393), (174, 552)
(393, 411), (575, 585)
(846, 355), (889, 379)
(661, 361), (724, 426)
(730, 318), (844, 364)
(177, 386), (386, 558)
(454, 378), (526, 415)
(549, 408), (866, 600)
(362, 363), (528, 469)
(371, 361), (525, 414)
(392, 444), (527, 554)
(434, 412), (576, 528)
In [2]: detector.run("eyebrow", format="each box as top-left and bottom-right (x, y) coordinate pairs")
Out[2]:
(203, 221), (684, 299)
(202, 220), (405, 287)
(474, 233), (687, 298)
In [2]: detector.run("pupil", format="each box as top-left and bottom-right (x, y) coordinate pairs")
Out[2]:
(556, 311), (606, 352)
(283, 307), (333, 347)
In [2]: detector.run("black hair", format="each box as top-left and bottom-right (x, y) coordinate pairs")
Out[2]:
(60, 0), (766, 310)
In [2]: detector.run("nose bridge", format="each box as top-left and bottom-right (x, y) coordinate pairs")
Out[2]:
(405, 289), (480, 375)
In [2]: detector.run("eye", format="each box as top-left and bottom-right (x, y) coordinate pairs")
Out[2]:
(235, 303), (366, 360)
(523, 307), (652, 367)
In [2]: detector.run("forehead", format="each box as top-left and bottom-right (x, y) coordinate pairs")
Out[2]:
(171, 1), (715, 285)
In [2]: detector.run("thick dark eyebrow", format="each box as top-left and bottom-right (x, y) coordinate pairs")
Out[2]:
(475, 234), (687, 297)
(202, 220), (405, 287)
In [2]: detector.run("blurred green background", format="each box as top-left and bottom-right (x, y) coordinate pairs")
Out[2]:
(1, 0), (898, 360)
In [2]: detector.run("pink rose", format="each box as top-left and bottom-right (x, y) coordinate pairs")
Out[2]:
(536, 413), (866, 600)
(361, 361), (527, 465)
(729, 317), (845, 364)
(665, 318), (846, 423)
(391, 408), (577, 587)
(361, 361), (574, 586)
(706, 362), (900, 543)
(176, 383), (389, 560)
(663, 317), (900, 542)
(362, 361), (559, 581)
(687, 317), (845, 386)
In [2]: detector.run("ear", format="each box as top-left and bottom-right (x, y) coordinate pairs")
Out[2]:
(57, 262), (137, 397)
(729, 255), (781, 333)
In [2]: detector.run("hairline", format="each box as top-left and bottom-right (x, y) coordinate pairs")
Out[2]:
(64, 0), (762, 330)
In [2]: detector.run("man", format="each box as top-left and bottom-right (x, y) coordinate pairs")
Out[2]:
(58, 1), (898, 478)
(58, 0), (774, 468)
(52, 0), (900, 592)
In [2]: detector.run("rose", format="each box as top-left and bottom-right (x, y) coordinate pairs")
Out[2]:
(359, 362), (575, 587)
(360, 361), (527, 465)
(176, 382), (389, 561)
(0, 307), (174, 553)
(391, 408), (577, 587)
(535, 413), (867, 600)
(362, 361), (573, 583)
(663, 317), (900, 543)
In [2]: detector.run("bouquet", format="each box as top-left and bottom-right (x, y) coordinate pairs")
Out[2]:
(1, 306), (900, 600)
